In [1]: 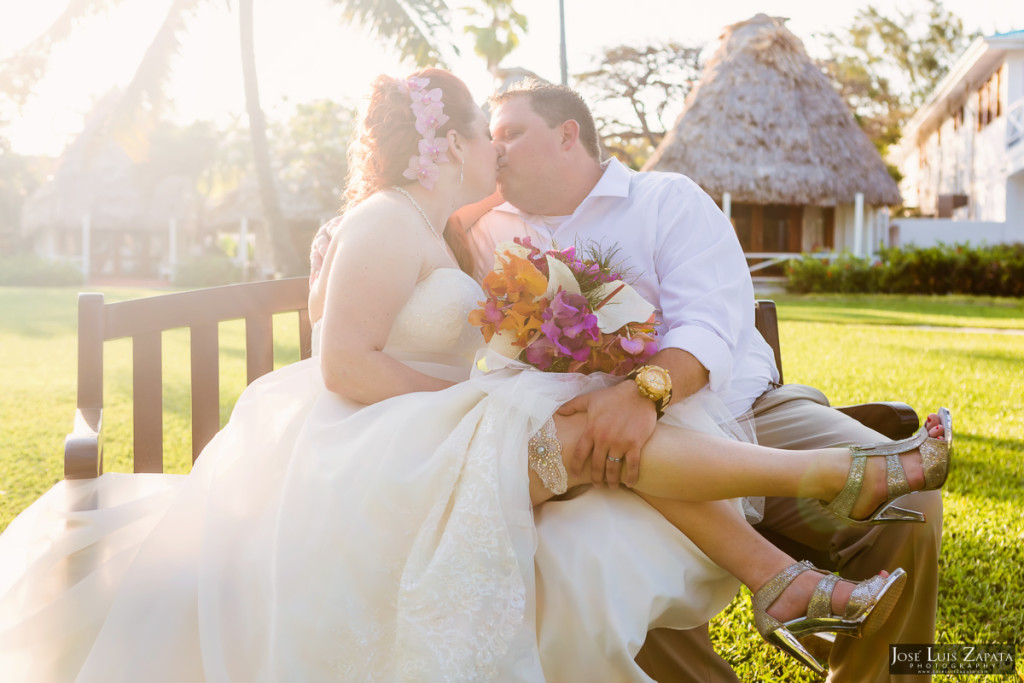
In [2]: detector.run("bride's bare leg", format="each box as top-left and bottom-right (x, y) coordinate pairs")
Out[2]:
(636, 497), (860, 622)
(528, 474), (863, 622)
(530, 413), (945, 521)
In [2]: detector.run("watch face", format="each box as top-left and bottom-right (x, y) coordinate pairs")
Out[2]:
(640, 367), (670, 396)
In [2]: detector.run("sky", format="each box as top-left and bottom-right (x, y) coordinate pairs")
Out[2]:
(0, 0), (1020, 157)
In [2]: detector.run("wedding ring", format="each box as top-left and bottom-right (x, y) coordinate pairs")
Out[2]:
(606, 456), (624, 463)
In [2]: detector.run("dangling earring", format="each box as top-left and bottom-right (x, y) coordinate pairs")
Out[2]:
(460, 161), (464, 185)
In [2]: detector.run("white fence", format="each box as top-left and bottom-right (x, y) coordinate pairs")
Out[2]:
(888, 218), (1021, 248)
(745, 251), (838, 273)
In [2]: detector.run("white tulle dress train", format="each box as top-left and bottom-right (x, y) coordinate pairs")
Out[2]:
(0, 269), (741, 681)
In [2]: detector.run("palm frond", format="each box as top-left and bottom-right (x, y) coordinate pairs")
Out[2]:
(331, 0), (454, 67)
(108, 0), (207, 132)
(0, 0), (135, 105)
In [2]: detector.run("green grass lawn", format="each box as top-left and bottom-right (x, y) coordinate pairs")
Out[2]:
(1, 287), (1022, 680)
(732, 293), (1024, 681)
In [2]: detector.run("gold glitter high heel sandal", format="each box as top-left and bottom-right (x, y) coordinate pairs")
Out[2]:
(528, 417), (567, 495)
(824, 407), (952, 525)
(752, 560), (907, 674)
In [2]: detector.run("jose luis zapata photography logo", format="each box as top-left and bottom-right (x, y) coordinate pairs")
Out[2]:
(890, 644), (1017, 675)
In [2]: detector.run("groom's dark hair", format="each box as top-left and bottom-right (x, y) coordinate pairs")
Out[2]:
(489, 80), (602, 162)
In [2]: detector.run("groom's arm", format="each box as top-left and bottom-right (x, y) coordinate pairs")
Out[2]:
(558, 347), (709, 488)
(561, 177), (751, 488)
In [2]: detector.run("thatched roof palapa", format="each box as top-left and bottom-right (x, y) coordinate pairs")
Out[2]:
(643, 14), (901, 206)
(21, 91), (199, 235)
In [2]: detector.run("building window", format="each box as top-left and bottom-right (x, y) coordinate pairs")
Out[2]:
(978, 69), (1003, 131)
(978, 85), (989, 130)
(997, 63), (1007, 118)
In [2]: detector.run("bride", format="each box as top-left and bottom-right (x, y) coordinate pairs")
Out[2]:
(0, 68), (950, 681)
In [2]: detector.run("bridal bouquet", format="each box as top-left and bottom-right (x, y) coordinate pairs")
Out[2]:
(469, 238), (658, 375)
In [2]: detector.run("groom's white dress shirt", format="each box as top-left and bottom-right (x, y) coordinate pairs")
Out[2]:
(466, 157), (779, 417)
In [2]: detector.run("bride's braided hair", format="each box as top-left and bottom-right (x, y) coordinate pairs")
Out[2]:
(344, 68), (480, 209)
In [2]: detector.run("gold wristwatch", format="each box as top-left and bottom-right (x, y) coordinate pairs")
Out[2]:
(627, 364), (673, 419)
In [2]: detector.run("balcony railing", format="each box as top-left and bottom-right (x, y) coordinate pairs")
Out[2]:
(1008, 98), (1024, 149)
(745, 252), (838, 274)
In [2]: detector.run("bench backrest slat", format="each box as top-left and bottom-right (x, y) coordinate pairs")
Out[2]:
(245, 314), (275, 384)
(190, 322), (221, 462)
(132, 330), (164, 472)
(754, 300), (783, 383)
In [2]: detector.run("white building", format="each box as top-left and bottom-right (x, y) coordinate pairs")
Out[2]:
(891, 30), (1024, 247)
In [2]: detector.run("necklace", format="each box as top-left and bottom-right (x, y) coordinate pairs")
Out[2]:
(392, 186), (445, 246)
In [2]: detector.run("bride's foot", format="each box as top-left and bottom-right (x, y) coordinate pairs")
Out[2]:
(753, 560), (907, 674)
(825, 408), (952, 525)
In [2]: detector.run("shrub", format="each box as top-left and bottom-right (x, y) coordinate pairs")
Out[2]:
(786, 243), (1024, 297)
(0, 255), (84, 286)
(785, 252), (881, 294)
(172, 253), (242, 287)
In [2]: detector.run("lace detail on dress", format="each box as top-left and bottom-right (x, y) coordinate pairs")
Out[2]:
(385, 268), (483, 364)
(322, 406), (527, 680)
(313, 268), (482, 369)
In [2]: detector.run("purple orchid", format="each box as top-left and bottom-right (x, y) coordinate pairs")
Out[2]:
(619, 336), (647, 355)
(414, 102), (450, 136)
(523, 336), (558, 370)
(402, 155), (440, 190)
(418, 136), (450, 163)
(539, 291), (599, 362)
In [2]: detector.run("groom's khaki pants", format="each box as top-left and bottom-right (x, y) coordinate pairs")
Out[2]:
(635, 384), (942, 683)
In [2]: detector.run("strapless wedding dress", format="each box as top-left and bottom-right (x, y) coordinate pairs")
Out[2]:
(0, 268), (740, 681)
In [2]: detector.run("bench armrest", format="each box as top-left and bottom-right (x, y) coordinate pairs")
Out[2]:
(836, 401), (919, 441)
(64, 408), (102, 479)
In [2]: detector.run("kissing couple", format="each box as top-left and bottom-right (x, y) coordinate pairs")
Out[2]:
(0, 68), (948, 682)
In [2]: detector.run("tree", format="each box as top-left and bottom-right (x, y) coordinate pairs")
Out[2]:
(462, 0), (528, 74)
(574, 42), (703, 169)
(238, 0), (300, 274)
(0, 138), (43, 247)
(275, 100), (356, 213)
(819, 0), (980, 166)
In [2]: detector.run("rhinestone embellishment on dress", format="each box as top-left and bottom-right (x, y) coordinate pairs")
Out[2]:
(527, 417), (567, 495)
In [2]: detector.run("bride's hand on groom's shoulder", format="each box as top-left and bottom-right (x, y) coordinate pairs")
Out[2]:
(308, 216), (343, 324)
(309, 217), (343, 287)
(557, 381), (657, 489)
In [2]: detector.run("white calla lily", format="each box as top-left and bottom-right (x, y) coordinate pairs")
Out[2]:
(543, 255), (582, 299)
(486, 328), (525, 359)
(591, 281), (656, 333)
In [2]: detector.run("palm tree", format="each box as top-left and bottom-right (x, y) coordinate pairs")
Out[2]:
(238, 0), (299, 275)
(558, 0), (567, 85)
(0, 0), (458, 277)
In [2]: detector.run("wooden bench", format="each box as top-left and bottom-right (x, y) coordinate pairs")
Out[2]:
(64, 277), (312, 479)
(753, 300), (918, 439)
(63, 287), (916, 479)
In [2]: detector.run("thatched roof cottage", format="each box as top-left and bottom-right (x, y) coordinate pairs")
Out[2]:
(644, 14), (900, 260)
(21, 93), (200, 281)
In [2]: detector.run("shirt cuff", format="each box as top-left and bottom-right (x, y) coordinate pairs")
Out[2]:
(660, 324), (734, 394)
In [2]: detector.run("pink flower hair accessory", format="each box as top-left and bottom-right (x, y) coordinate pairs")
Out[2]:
(399, 76), (450, 191)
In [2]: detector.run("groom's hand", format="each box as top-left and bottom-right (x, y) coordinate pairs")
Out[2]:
(557, 380), (657, 488)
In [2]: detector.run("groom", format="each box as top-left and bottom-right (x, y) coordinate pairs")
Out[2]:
(459, 81), (941, 683)
(309, 80), (941, 681)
